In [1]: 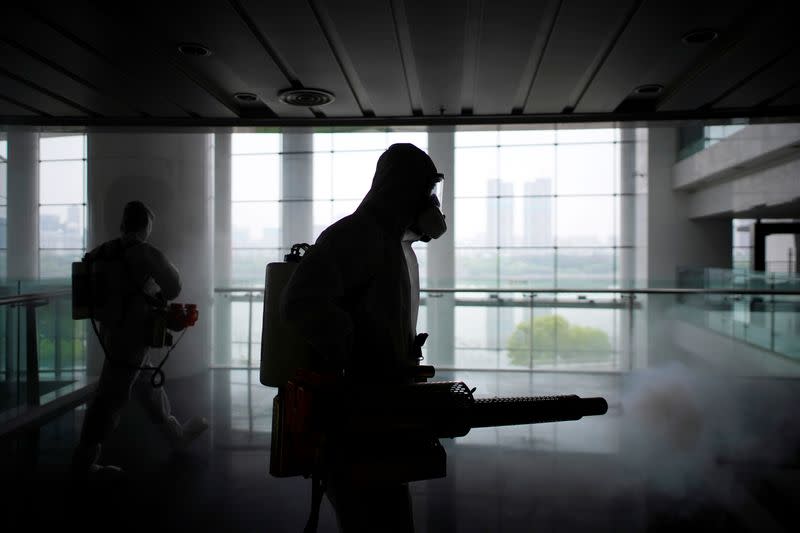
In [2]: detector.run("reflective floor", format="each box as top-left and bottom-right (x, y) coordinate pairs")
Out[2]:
(3, 368), (799, 532)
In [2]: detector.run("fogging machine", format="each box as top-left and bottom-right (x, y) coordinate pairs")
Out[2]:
(261, 244), (609, 483)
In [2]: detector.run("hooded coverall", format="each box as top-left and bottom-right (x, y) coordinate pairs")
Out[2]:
(72, 234), (185, 472)
(282, 143), (441, 532)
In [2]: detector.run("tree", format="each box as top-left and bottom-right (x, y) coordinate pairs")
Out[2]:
(506, 314), (612, 367)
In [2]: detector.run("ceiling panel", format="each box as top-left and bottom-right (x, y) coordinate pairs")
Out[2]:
(405, 0), (469, 116)
(322, 0), (410, 117)
(0, 71), (85, 116)
(0, 9), (187, 117)
(523, 0), (637, 114)
(120, 0), (306, 118)
(714, 48), (800, 109)
(28, 1), (237, 118)
(0, 41), (138, 117)
(770, 84), (800, 107)
(659, 11), (796, 111)
(0, 97), (39, 116)
(576, 0), (751, 113)
(472, 0), (555, 115)
(0, 1), (799, 125)
(238, 0), (362, 118)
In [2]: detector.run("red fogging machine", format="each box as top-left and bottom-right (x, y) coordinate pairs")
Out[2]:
(269, 365), (608, 482)
(148, 302), (200, 348)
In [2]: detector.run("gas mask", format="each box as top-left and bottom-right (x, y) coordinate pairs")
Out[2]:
(136, 218), (153, 242)
(410, 194), (447, 242)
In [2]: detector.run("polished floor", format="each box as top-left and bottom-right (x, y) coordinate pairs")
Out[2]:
(3, 368), (800, 532)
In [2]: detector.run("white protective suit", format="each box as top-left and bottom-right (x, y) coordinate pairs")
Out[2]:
(72, 232), (201, 474)
(281, 143), (445, 532)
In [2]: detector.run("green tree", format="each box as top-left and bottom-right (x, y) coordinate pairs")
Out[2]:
(506, 314), (612, 367)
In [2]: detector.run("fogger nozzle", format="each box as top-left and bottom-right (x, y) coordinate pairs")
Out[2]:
(341, 383), (609, 438)
(470, 395), (608, 429)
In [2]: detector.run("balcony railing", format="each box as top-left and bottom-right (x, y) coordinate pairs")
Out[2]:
(0, 282), (95, 439)
(214, 284), (800, 374)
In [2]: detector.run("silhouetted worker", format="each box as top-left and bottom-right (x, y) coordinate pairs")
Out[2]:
(282, 143), (447, 532)
(71, 200), (208, 477)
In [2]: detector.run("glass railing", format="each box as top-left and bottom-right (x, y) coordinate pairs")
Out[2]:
(677, 123), (748, 160)
(676, 267), (800, 359)
(0, 280), (89, 424)
(213, 285), (800, 377)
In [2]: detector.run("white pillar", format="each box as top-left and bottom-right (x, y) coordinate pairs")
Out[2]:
(87, 132), (214, 378)
(619, 128), (636, 289)
(281, 128), (314, 253)
(426, 126), (455, 367)
(618, 129), (637, 371)
(7, 127), (39, 280)
(214, 132), (232, 366)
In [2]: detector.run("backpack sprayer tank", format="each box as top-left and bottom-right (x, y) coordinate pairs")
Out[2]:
(260, 243), (313, 387)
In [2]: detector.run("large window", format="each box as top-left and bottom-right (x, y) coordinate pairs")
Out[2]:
(39, 134), (87, 280)
(454, 127), (622, 288)
(733, 219), (755, 270)
(0, 138), (6, 279)
(452, 127), (627, 371)
(225, 127), (628, 372)
(231, 133), (282, 285)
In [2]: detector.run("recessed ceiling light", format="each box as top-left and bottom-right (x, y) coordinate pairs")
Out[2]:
(177, 43), (211, 57)
(633, 84), (663, 96)
(234, 92), (259, 103)
(682, 29), (719, 45)
(278, 88), (335, 107)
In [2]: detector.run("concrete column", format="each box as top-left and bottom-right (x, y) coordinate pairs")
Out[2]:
(7, 127), (39, 280)
(618, 128), (636, 288)
(617, 128), (637, 370)
(645, 126), (732, 368)
(281, 128), (314, 253)
(87, 132), (214, 378)
(647, 127), (732, 287)
(214, 132), (232, 366)
(426, 126), (455, 367)
(632, 128), (649, 370)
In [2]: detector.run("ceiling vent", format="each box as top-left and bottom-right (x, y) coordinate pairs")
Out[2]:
(633, 84), (664, 96)
(278, 88), (335, 107)
(177, 43), (211, 57)
(682, 29), (719, 45)
(234, 92), (259, 103)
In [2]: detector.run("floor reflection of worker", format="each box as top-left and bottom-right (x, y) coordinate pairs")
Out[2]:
(282, 144), (447, 532)
(71, 201), (208, 477)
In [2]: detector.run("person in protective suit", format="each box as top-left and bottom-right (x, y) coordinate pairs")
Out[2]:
(71, 201), (208, 477)
(281, 143), (447, 532)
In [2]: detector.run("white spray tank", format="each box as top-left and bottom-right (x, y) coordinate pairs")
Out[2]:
(260, 243), (313, 387)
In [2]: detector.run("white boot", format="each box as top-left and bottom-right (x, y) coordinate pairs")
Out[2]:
(164, 416), (209, 451)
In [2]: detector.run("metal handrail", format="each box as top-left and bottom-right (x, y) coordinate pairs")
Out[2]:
(0, 287), (99, 444)
(0, 289), (71, 307)
(0, 288), (72, 409)
(214, 286), (800, 295)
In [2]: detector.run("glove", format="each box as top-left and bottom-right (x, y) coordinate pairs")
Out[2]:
(411, 333), (429, 361)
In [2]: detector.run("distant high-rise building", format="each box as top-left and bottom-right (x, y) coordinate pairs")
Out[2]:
(487, 179), (513, 246)
(523, 179), (552, 246)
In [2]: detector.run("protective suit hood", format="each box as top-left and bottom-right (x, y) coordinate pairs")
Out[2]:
(359, 143), (440, 236)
